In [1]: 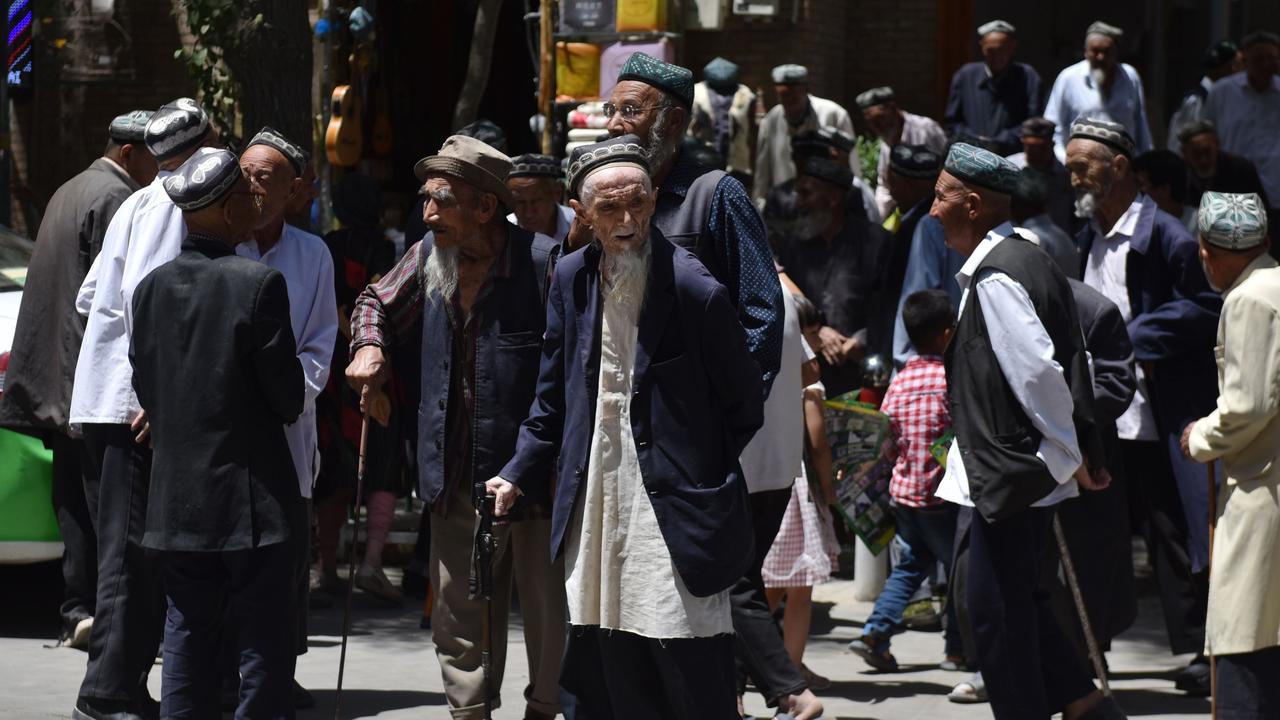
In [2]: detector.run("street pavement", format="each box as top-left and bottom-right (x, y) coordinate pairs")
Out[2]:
(0, 562), (1211, 719)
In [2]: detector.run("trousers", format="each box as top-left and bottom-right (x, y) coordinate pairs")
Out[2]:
(51, 430), (96, 634)
(77, 424), (164, 704)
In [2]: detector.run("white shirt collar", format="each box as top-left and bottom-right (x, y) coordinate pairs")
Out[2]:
(238, 223), (290, 261)
(956, 223), (1013, 290)
(1094, 194), (1147, 240)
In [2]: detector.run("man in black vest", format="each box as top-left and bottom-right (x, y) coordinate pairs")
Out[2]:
(932, 143), (1124, 720)
(346, 136), (564, 720)
(129, 148), (303, 718)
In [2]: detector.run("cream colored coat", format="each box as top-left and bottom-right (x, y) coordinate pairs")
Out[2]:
(1189, 253), (1280, 656)
(752, 93), (860, 205)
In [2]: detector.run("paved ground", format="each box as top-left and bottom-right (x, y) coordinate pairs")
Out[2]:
(0, 561), (1210, 719)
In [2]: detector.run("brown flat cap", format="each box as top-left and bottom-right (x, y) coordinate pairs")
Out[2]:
(414, 135), (516, 210)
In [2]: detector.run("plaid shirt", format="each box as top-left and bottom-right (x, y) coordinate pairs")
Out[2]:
(879, 355), (949, 507)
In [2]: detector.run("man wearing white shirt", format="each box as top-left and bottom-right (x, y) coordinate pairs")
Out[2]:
(65, 98), (214, 720)
(933, 143), (1121, 720)
(1203, 32), (1280, 219)
(232, 127), (338, 707)
(1043, 21), (1153, 161)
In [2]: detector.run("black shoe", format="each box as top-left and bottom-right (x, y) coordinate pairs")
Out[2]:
(71, 697), (146, 720)
(1174, 656), (1211, 696)
(293, 680), (316, 709)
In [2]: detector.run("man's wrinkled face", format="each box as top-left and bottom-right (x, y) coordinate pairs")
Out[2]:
(980, 32), (1015, 75)
(1085, 35), (1117, 74)
(605, 81), (668, 140)
(929, 171), (976, 249)
(508, 176), (561, 234)
(1065, 138), (1117, 218)
(1182, 132), (1219, 179)
(1021, 135), (1053, 168)
(776, 83), (808, 115)
(862, 103), (901, 140)
(421, 175), (494, 251)
(240, 144), (299, 230)
(1244, 42), (1280, 86)
(577, 167), (654, 257)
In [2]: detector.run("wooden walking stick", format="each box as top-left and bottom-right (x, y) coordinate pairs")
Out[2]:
(1052, 515), (1112, 697)
(334, 385), (371, 720)
(1208, 461), (1218, 720)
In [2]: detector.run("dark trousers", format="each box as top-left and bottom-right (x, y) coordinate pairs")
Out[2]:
(77, 424), (164, 703)
(1217, 646), (1280, 720)
(562, 626), (737, 720)
(50, 430), (96, 633)
(1122, 439), (1208, 655)
(161, 543), (296, 720)
(967, 508), (1096, 719)
(732, 487), (807, 706)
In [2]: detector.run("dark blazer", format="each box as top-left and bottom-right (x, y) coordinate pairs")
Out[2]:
(945, 61), (1043, 156)
(500, 229), (764, 597)
(130, 233), (304, 552)
(0, 158), (138, 435)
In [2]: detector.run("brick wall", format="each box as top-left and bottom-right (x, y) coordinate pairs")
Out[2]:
(8, 0), (195, 235)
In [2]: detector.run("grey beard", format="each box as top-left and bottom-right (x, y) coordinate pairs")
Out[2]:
(646, 111), (678, 172)
(795, 209), (832, 239)
(424, 245), (459, 302)
(603, 241), (651, 315)
(1074, 190), (1099, 219)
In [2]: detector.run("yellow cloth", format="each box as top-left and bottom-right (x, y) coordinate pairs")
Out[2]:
(1189, 254), (1280, 655)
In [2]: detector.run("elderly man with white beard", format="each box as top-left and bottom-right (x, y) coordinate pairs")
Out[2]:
(1066, 117), (1222, 695)
(488, 136), (764, 719)
(346, 136), (565, 720)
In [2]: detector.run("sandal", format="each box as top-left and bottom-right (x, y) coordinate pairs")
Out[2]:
(355, 565), (404, 605)
(801, 663), (832, 691)
(947, 672), (988, 704)
(848, 634), (899, 672)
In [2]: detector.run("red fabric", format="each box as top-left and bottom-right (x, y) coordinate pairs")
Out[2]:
(879, 355), (950, 508)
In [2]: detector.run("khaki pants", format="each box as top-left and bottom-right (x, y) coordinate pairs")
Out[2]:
(430, 484), (565, 719)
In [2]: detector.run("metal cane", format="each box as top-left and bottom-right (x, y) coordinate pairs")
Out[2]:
(1052, 515), (1112, 697)
(334, 386), (370, 720)
(1208, 462), (1218, 720)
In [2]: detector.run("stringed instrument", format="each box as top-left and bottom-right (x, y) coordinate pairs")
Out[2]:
(326, 49), (367, 167)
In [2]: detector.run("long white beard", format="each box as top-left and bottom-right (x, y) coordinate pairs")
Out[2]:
(1074, 190), (1099, 219)
(602, 241), (651, 317)
(425, 245), (459, 302)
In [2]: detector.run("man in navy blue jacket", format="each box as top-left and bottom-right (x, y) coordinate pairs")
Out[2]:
(489, 136), (763, 719)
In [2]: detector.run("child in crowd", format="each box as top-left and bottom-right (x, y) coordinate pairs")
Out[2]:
(848, 289), (963, 672)
(762, 293), (840, 691)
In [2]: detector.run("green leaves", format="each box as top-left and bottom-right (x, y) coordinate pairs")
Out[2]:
(175, 0), (240, 137)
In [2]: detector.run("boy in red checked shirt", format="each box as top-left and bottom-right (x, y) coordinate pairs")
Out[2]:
(849, 289), (963, 672)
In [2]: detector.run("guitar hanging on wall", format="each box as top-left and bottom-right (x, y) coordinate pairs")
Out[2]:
(326, 48), (367, 167)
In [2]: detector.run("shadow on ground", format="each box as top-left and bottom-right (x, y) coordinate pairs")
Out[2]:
(303, 689), (446, 717)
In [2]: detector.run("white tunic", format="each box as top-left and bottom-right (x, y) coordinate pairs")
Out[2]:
(70, 171), (185, 427)
(564, 278), (732, 639)
(236, 224), (339, 498)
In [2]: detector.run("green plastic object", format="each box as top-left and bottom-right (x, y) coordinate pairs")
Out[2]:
(0, 428), (59, 542)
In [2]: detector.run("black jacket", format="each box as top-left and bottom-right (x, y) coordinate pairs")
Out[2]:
(500, 230), (764, 597)
(130, 233), (304, 552)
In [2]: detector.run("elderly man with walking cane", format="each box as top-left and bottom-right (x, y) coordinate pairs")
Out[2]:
(345, 135), (564, 720)
(1180, 192), (1280, 719)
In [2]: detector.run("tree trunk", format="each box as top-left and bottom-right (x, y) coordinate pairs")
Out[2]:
(221, 0), (313, 149)
(452, 0), (505, 131)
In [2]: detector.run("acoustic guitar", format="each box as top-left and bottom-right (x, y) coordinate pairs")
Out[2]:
(325, 51), (365, 167)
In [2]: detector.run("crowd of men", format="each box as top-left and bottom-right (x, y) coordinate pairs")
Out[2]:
(0, 14), (1278, 720)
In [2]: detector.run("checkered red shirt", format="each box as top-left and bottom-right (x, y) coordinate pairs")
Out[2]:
(880, 355), (950, 507)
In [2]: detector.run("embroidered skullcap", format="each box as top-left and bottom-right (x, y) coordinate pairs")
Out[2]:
(1085, 21), (1123, 41)
(977, 19), (1016, 37)
(856, 86), (895, 110)
(565, 134), (649, 200)
(703, 57), (740, 90)
(799, 156), (853, 191)
(1203, 40), (1238, 69)
(1020, 117), (1056, 140)
(617, 52), (694, 109)
(1070, 117), (1136, 158)
(1176, 118), (1217, 145)
(771, 64), (808, 85)
(1198, 192), (1268, 250)
(792, 125), (855, 154)
(889, 144), (943, 180)
(414, 134), (516, 210)
(508, 153), (562, 180)
(944, 142), (1021, 195)
(109, 110), (154, 143)
(1242, 30), (1280, 50)
(247, 126), (309, 177)
(144, 98), (212, 162)
(162, 147), (242, 211)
